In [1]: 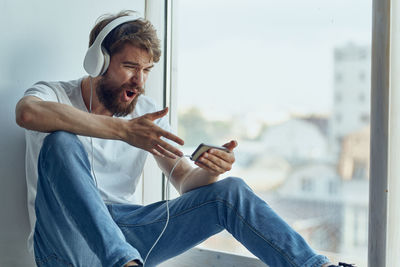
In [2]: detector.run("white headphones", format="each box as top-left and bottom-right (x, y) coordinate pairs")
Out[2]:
(83, 15), (141, 77)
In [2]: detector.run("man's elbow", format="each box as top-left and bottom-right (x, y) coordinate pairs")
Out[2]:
(15, 100), (34, 128)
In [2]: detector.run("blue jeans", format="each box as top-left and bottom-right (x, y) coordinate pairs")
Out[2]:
(33, 131), (330, 267)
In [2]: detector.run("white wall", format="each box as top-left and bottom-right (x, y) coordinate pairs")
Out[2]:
(0, 1), (145, 265)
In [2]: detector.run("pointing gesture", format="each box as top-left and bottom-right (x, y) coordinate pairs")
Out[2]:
(123, 107), (184, 158)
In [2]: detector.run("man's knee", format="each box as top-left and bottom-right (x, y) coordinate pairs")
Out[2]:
(40, 131), (83, 160)
(38, 131), (89, 181)
(220, 177), (247, 187)
(42, 131), (81, 151)
(43, 131), (77, 146)
(213, 177), (250, 195)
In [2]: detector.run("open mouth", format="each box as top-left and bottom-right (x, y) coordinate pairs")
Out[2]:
(125, 89), (139, 99)
(126, 90), (135, 97)
(122, 86), (142, 102)
(121, 89), (137, 102)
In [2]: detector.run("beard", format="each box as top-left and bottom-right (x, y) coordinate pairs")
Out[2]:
(96, 75), (145, 117)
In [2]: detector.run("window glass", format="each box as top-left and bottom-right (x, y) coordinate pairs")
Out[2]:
(172, 0), (371, 265)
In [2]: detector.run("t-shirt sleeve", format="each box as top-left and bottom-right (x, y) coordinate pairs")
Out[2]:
(24, 81), (58, 102)
(23, 82), (60, 139)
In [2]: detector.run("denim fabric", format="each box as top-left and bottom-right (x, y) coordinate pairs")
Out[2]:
(33, 131), (330, 267)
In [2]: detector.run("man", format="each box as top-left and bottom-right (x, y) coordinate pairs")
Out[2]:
(15, 10), (354, 267)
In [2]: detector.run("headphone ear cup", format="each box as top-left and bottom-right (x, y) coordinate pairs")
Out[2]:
(84, 15), (140, 77)
(83, 45), (104, 77)
(100, 47), (110, 76)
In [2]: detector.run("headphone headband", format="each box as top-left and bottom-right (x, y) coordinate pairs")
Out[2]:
(83, 15), (141, 77)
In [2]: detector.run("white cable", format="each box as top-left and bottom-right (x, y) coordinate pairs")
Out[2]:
(88, 77), (186, 265)
(89, 77), (99, 188)
(143, 155), (190, 267)
(88, 76), (187, 264)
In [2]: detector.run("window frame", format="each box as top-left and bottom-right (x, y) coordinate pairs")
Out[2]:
(369, 0), (400, 265)
(139, 0), (169, 205)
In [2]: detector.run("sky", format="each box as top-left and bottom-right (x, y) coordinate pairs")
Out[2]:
(174, 0), (372, 123)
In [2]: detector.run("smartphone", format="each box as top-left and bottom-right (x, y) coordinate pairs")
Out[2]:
(190, 143), (229, 162)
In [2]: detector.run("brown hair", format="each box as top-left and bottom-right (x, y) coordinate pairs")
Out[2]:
(89, 10), (161, 62)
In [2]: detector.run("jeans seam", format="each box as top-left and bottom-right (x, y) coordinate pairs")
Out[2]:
(116, 198), (296, 266)
(224, 200), (297, 267)
(217, 198), (297, 267)
(116, 199), (220, 227)
(108, 203), (114, 217)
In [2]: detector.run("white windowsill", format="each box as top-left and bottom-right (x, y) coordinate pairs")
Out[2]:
(159, 247), (268, 267)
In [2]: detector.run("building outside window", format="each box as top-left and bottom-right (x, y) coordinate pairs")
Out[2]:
(301, 178), (314, 192)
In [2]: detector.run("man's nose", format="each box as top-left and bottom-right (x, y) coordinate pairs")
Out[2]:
(131, 69), (144, 87)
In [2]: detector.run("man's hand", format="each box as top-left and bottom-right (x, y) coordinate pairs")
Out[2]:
(155, 140), (238, 194)
(194, 140), (237, 175)
(123, 107), (184, 159)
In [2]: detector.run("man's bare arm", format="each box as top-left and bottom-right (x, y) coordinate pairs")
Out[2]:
(15, 96), (184, 158)
(155, 155), (217, 194)
(155, 141), (237, 194)
(16, 96), (126, 139)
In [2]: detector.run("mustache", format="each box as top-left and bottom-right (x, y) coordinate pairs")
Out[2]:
(121, 83), (145, 94)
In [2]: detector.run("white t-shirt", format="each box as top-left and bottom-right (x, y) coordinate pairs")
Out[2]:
(23, 77), (171, 254)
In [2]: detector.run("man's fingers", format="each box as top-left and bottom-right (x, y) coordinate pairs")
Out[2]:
(161, 130), (185, 146)
(222, 140), (238, 152)
(195, 160), (219, 175)
(157, 139), (183, 157)
(208, 148), (235, 164)
(200, 152), (232, 171)
(150, 148), (164, 158)
(145, 107), (169, 121)
(154, 144), (178, 159)
(126, 109), (185, 156)
(196, 157), (225, 174)
(196, 140), (237, 174)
